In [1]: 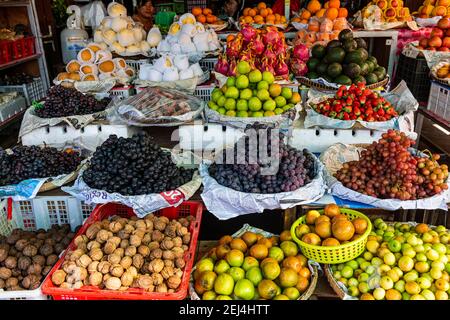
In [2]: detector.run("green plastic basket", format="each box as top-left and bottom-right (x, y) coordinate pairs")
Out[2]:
(290, 208), (372, 264)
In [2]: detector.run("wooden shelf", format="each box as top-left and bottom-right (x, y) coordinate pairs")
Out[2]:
(0, 53), (41, 71)
(0, 1), (30, 7)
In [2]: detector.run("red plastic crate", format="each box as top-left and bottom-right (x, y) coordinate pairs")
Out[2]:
(11, 37), (35, 59)
(41, 201), (203, 300)
(0, 40), (12, 64)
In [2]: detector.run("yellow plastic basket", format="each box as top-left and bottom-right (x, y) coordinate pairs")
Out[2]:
(290, 208), (372, 264)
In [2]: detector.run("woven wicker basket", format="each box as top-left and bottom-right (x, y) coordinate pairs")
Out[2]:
(188, 224), (319, 300)
(297, 76), (389, 91)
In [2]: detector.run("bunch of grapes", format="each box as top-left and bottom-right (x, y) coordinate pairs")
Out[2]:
(82, 133), (195, 196)
(35, 85), (111, 118)
(335, 129), (448, 200)
(0, 146), (82, 186)
(209, 127), (316, 193)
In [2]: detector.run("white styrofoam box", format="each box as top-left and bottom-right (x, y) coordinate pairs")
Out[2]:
(178, 123), (244, 151)
(0, 96), (26, 122)
(198, 58), (218, 72)
(427, 81), (450, 121)
(21, 123), (141, 151)
(109, 86), (135, 100)
(289, 127), (385, 153)
(0, 197), (95, 300)
(125, 58), (151, 73)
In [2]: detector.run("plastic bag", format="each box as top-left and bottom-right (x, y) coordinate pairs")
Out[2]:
(324, 146), (449, 211)
(18, 95), (116, 139)
(304, 80), (417, 132)
(62, 150), (202, 217)
(0, 151), (87, 201)
(108, 86), (205, 126)
(199, 152), (326, 220)
(81, 1), (106, 29)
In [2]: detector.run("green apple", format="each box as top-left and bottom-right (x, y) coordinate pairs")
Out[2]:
(237, 61), (251, 75)
(211, 90), (223, 102)
(248, 97), (262, 111)
(225, 110), (236, 117)
(224, 98), (236, 110)
(262, 71), (275, 84)
(252, 111), (264, 117)
(257, 80), (269, 90)
(341, 266), (353, 279)
(218, 107), (226, 115)
(263, 99), (276, 111)
(240, 88), (253, 100)
(225, 86), (240, 99)
(274, 108), (284, 115)
(217, 95), (226, 107)
(249, 70), (262, 83)
(257, 89), (270, 101)
(214, 273), (235, 295)
(237, 110), (249, 117)
(380, 276), (394, 290)
(274, 96), (287, 108)
(236, 75), (249, 89)
(226, 77), (235, 87)
(388, 240), (402, 253)
(236, 99), (248, 111)
(214, 259), (231, 274)
(208, 101), (219, 110)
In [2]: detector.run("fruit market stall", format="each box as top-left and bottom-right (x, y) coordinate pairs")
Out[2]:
(0, 0), (449, 303)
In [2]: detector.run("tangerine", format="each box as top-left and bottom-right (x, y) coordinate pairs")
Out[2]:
(203, 8), (212, 15)
(248, 8), (257, 17)
(299, 267), (311, 279)
(192, 7), (202, 16)
(197, 14), (206, 23)
(329, 0), (341, 8)
(325, 8), (339, 20)
(257, 2), (267, 10)
(260, 8), (269, 17)
(338, 7), (348, 18)
(296, 276), (309, 292)
(307, 0), (322, 14)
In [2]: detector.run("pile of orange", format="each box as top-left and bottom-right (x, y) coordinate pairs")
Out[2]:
(291, 0), (348, 24)
(416, 0), (450, 18)
(240, 2), (287, 26)
(192, 7), (221, 24)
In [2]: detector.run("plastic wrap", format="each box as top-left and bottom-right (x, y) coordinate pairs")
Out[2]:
(304, 81), (417, 132)
(199, 153), (326, 220)
(18, 96), (115, 139)
(108, 86), (205, 126)
(0, 157), (87, 201)
(62, 150), (202, 217)
(324, 146), (449, 211)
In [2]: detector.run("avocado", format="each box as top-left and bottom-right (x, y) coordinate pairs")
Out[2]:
(327, 63), (343, 78)
(365, 73), (378, 85)
(316, 63), (329, 76)
(355, 38), (367, 50)
(367, 56), (378, 66)
(306, 58), (320, 72)
(326, 40), (342, 52)
(334, 75), (352, 85)
(343, 39), (358, 53)
(359, 62), (369, 76)
(343, 63), (361, 79)
(356, 48), (369, 62)
(353, 75), (366, 84)
(307, 71), (319, 79)
(323, 55), (330, 64)
(338, 29), (354, 43)
(326, 47), (346, 63)
(311, 44), (326, 59)
(366, 60), (375, 73)
(373, 66), (387, 81)
(344, 50), (363, 64)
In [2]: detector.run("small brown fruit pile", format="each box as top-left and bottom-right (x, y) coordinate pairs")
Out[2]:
(0, 225), (75, 291)
(51, 214), (194, 292)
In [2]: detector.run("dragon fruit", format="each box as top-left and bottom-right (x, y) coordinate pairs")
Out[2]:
(292, 44), (309, 61)
(263, 27), (280, 46)
(272, 38), (287, 56)
(259, 57), (275, 74)
(263, 47), (276, 61)
(290, 58), (308, 77)
(275, 60), (289, 78)
(252, 36), (264, 55)
(241, 25), (257, 42)
(215, 53), (229, 75)
(228, 58), (237, 76)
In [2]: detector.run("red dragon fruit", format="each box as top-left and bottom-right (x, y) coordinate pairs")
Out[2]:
(272, 38), (287, 56)
(263, 46), (276, 61)
(292, 44), (309, 61)
(215, 53), (229, 75)
(228, 58), (237, 76)
(290, 58), (308, 77)
(252, 35), (264, 55)
(275, 60), (289, 78)
(241, 25), (257, 42)
(259, 57), (275, 74)
(263, 27), (280, 46)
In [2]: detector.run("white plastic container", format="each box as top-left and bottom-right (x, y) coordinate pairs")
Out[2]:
(60, 5), (89, 64)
